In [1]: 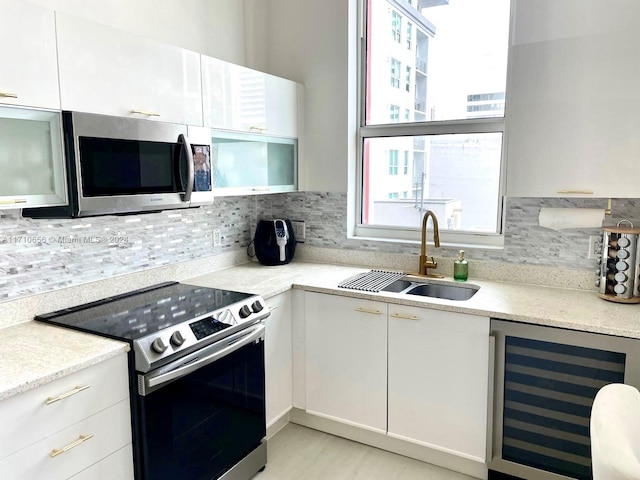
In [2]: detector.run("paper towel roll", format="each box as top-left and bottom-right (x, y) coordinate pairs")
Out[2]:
(538, 208), (605, 230)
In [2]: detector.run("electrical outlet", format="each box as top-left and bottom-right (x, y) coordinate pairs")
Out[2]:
(588, 235), (600, 260)
(291, 220), (305, 242)
(213, 228), (221, 247)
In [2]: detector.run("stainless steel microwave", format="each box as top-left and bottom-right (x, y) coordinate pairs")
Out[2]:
(23, 111), (213, 218)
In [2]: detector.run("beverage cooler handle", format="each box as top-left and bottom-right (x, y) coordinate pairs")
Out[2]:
(486, 333), (497, 464)
(178, 133), (194, 202)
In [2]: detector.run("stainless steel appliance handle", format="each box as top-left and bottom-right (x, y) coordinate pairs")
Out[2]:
(144, 324), (265, 392)
(178, 133), (194, 202)
(486, 333), (496, 464)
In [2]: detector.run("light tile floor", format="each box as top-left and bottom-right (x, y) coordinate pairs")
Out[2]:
(254, 424), (477, 480)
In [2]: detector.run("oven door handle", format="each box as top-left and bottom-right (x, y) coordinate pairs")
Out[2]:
(143, 324), (265, 392)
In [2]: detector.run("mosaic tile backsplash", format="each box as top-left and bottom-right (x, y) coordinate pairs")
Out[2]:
(1, 193), (639, 302)
(0, 196), (253, 301)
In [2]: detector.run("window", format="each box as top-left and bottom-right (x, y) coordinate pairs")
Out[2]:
(405, 66), (411, 92)
(359, 0), (511, 245)
(390, 104), (400, 123)
(388, 192), (399, 199)
(391, 11), (401, 43)
(390, 58), (401, 88)
(388, 150), (399, 175)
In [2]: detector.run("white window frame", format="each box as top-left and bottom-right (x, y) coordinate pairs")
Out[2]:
(354, 0), (511, 249)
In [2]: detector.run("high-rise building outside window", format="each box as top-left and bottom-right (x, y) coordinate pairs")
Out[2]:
(359, 0), (510, 246)
(390, 104), (400, 123)
(391, 11), (401, 43)
(403, 151), (409, 174)
(390, 58), (401, 88)
(388, 150), (399, 175)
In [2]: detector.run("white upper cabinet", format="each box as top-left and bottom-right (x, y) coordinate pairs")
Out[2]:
(201, 55), (299, 138)
(0, 0), (60, 109)
(507, 0), (640, 198)
(55, 13), (203, 126)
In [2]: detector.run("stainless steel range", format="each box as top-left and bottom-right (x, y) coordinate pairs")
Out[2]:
(36, 281), (270, 480)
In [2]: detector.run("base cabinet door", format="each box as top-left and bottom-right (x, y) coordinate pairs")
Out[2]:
(388, 305), (490, 462)
(265, 291), (293, 428)
(304, 292), (387, 433)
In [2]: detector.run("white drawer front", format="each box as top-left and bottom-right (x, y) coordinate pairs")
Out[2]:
(68, 444), (134, 480)
(0, 354), (129, 459)
(0, 399), (131, 480)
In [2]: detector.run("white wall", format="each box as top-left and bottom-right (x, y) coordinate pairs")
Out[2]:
(262, 0), (356, 193)
(23, 0), (248, 65)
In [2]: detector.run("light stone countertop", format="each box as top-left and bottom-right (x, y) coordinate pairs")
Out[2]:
(186, 260), (640, 340)
(0, 322), (129, 401)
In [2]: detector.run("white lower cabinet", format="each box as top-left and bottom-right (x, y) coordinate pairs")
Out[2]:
(304, 292), (387, 433)
(303, 291), (490, 466)
(265, 291), (293, 428)
(68, 444), (134, 480)
(388, 304), (490, 462)
(0, 353), (133, 480)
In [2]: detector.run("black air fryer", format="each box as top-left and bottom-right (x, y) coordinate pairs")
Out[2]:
(254, 219), (297, 266)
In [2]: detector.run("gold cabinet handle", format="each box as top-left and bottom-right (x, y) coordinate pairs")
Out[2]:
(50, 434), (94, 458)
(252, 187), (271, 192)
(557, 190), (593, 195)
(131, 109), (160, 117)
(0, 198), (27, 205)
(45, 385), (90, 405)
(249, 126), (268, 132)
(390, 313), (420, 321)
(355, 307), (382, 315)
(0, 91), (18, 98)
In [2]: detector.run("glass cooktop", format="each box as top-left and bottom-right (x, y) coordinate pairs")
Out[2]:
(35, 282), (254, 341)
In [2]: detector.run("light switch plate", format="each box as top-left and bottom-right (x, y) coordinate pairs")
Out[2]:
(588, 235), (600, 259)
(291, 220), (305, 242)
(213, 228), (221, 247)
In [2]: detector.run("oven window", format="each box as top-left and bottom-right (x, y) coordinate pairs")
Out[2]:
(79, 137), (181, 196)
(137, 339), (265, 480)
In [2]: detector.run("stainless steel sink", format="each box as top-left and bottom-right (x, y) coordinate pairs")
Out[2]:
(382, 277), (479, 301)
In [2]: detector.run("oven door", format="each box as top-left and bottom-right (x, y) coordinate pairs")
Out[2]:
(136, 324), (266, 480)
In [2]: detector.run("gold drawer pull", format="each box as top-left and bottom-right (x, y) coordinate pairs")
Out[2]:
(131, 109), (160, 117)
(50, 434), (94, 458)
(355, 307), (382, 315)
(45, 385), (90, 405)
(390, 313), (420, 321)
(0, 198), (27, 205)
(252, 187), (271, 192)
(249, 126), (268, 132)
(557, 190), (593, 195)
(0, 91), (18, 98)
(269, 305), (279, 312)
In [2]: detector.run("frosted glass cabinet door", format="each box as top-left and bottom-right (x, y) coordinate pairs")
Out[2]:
(212, 131), (297, 195)
(0, 107), (67, 208)
(0, 0), (60, 109)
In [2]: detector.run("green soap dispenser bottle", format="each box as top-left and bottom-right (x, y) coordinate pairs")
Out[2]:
(454, 250), (468, 281)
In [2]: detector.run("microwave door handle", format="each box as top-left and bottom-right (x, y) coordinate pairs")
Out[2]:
(178, 134), (194, 202)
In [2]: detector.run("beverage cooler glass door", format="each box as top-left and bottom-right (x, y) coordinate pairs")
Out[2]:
(489, 319), (640, 480)
(0, 105), (67, 208)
